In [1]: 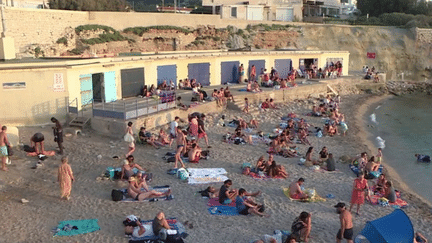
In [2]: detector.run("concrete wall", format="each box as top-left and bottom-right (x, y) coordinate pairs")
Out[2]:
(0, 67), (69, 125)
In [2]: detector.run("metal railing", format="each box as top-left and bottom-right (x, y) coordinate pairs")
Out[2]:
(67, 97), (79, 114)
(92, 91), (176, 120)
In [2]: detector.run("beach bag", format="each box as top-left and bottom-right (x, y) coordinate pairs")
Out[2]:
(177, 168), (189, 181)
(124, 133), (134, 143)
(111, 189), (124, 201)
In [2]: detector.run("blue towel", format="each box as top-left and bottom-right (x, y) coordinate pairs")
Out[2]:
(238, 88), (247, 92)
(54, 219), (100, 236)
(208, 206), (239, 216)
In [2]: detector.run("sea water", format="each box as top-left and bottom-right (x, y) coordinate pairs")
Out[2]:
(366, 94), (432, 204)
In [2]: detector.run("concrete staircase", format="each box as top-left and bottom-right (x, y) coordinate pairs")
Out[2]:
(228, 99), (261, 116)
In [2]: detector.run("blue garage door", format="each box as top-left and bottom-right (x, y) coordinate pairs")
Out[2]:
(275, 59), (292, 79)
(188, 63), (210, 86)
(221, 61), (240, 84)
(104, 71), (117, 103)
(157, 65), (177, 86)
(79, 74), (93, 106)
(248, 60), (266, 79)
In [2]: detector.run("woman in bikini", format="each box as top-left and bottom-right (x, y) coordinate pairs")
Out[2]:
(254, 156), (267, 173)
(266, 160), (288, 179)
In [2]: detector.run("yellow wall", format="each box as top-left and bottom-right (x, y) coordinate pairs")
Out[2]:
(1, 68), (69, 125)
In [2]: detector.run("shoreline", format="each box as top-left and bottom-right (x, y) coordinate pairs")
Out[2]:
(353, 94), (432, 209)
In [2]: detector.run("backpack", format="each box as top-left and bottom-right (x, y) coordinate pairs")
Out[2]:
(291, 218), (304, 235)
(111, 189), (124, 201)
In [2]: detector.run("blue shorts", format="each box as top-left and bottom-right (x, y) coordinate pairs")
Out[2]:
(222, 199), (232, 205)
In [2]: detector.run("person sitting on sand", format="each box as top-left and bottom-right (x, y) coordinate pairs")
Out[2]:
(125, 218), (147, 238)
(374, 174), (387, 194)
(212, 89), (221, 106)
(289, 178), (308, 200)
(298, 128), (311, 145)
(318, 147), (329, 164)
(280, 79), (288, 88)
(188, 143), (202, 163)
(269, 99), (277, 109)
(365, 156), (379, 175)
(304, 147), (316, 166)
(233, 130), (253, 144)
(121, 156), (145, 180)
(384, 181), (397, 203)
(224, 86), (234, 102)
(266, 160), (288, 179)
(291, 211), (312, 243)
(158, 129), (171, 146)
(219, 179), (260, 204)
(327, 122), (339, 136)
(415, 154), (431, 163)
(236, 188), (268, 217)
(246, 81), (253, 92)
(261, 99), (270, 110)
(352, 152), (368, 171)
(127, 177), (171, 201)
(138, 127), (159, 149)
(253, 156), (267, 173)
(153, 211), (175, 240)
(249, 118), (259, 129)
(414, 232), (428, 243)
(324, 153), (336, 171)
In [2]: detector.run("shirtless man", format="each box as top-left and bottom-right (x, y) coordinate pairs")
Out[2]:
(0, 126), (10, 171)
(121, 155), (145, 180)
(174, 126), (186, 169)
(289, 178), (308, 200)
(335, 202), (354, 243)
(127, 177), (171, 201)
(188, 143), (202, 163)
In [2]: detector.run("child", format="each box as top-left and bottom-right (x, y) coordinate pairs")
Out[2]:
(376, 148), (383, 164)
(243, 98), (249, 113)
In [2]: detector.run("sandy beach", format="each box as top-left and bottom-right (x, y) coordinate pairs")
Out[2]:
(0, 93), (431, 243)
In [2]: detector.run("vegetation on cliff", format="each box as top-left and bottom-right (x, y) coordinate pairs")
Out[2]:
(48, 0), (130, 11)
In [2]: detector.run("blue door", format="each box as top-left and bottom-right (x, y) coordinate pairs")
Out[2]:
(188, 63), (210, 86)
(157, 65), (177, 86)
(248, 60), (266, 78)
(104, 71), (117, 103)
(79, 74), (93, 106)
(221, 61), (240, 84)
(274, 59), (292, 79)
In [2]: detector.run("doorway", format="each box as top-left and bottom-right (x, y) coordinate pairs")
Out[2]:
(92, 73), (104, 103)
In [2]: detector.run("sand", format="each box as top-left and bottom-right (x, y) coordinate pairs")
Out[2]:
(0, 94), (431, 243)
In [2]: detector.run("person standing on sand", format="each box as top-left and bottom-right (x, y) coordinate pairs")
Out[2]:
(335, 202), (353, 243)
(51, 117), (64, 155)
(0, 126), (10, 171)
(349, 172), (368, 216)
(125, 122), (135, 158)
(238, 64), (245, 84)
(58, 156), (74, 200)
(174, 126), (186, 169)
(250, 65), (256, 81)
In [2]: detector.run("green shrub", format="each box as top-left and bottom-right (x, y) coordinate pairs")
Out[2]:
(212, 36), (221, 41)
(70, 46), (89, 55)
(75, 25), (116, 34)
(81, 32), (128, 45)
(56, 37), (68, 45)
(34, 46), (41, 57)
(123, 26), (192, 36)
(379, 13), (415, 26)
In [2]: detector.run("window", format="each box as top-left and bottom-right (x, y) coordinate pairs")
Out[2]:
(231, 7), (237, 18)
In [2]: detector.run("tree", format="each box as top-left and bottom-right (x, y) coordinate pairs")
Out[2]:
(356, 0), (419, 17)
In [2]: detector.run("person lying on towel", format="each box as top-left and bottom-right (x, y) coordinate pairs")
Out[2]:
(289, 178), (309, 200)
(127, 176), (171, 201)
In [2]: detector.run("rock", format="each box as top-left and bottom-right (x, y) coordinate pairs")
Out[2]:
(21, 198), (29, 204)
(97, 155), (102, 160)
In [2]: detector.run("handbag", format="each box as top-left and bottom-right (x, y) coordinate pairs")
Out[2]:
(124, 133), (134, 143)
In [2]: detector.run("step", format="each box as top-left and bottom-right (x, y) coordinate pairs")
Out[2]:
(69, 117), (90, 127)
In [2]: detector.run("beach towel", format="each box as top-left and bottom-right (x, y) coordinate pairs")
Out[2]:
(251, 135), (271, 145)
(350, 164), (383, 177)
(282, 188), (326, 203)
(208, 205), (239, 216)
(53, 219), (100, 237)
(129, 218), (186, 242)
(119, 186), (173, 202)
(367, 194), (408, 208)
(207, 197), (236, 207)
(27, 151), (56, 157)
(185, 168), (228, 185)
(105, 167), (147, 179)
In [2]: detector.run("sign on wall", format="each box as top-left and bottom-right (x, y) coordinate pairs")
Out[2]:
(53, 73), (65, 92)
(3, 82), (26, 90)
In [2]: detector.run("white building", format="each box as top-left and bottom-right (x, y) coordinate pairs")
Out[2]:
(0, 0), (47, 9)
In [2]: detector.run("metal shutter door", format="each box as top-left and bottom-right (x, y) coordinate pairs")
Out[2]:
(248, 60), (266, 77)
(157, 65), (177, 87)
(221, 61), (240, 84)
(188, 63), (210, 86)
(120, 68), (145, 98)
(247, 6), (263, 21)
(275, 59), (292, 79)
